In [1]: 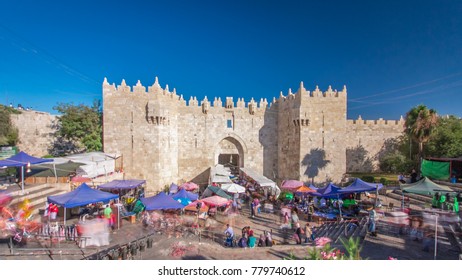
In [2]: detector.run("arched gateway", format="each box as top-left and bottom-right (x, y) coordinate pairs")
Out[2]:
(215, 136), (245, 173)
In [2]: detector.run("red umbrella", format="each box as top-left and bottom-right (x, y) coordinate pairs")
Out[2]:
(180, 182), (199, 191)
(71, 176), (91, 183)
(281, 180), (304, 190)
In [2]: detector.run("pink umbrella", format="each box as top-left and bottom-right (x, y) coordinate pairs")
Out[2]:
(180, 182), (199, 191)
(199, 196), (230, 207)
(71, 176), (91, 183)
(281, 180), (304, 190)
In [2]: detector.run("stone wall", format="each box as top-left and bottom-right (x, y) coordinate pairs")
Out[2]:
(10, 110), (57, 157)
(103, 76), (405, 193)
(345, 116), (405, 172)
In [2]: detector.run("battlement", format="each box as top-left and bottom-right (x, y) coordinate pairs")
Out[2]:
(347, 115), (405, 127)
(277, 82), (347, 103)
(103, 77), (274, 112)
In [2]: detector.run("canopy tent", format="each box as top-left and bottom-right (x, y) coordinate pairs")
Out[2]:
(47, 183), (119, 225)
(171, 188), (199, 201)
(202, 185), (232, 200)
(281, 180), (304, 190)
(140, 192), (184, 211)
(209, 164), (233, 184)
(175, 197), (192, 206)
(97, 179), (146, 190)
(48, 183), (119, 208)
(0, 151), (53, 193)
(180, 182), (199, 191)
(338, 178), (383, 194)
(311, 183), (342, 198)
(198, 196), (231, 207)
(221, 183), (246, 194)
(421, 159), (451, 180)
(169, 183), (179, 194)
(28, 161), (83, 178)
(240, 167), (281, 198)
(64, 152), (117, 178)
(400, 177), (453, 196)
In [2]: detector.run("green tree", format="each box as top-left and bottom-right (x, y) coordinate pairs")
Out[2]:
(50, 100), (102, 156)
(425, 115), (462, 158)
(0, 105), (20, 146)
(404, 105), (438, 163)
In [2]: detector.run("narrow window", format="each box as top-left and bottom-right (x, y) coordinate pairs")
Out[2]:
(227, 119), (233, 128)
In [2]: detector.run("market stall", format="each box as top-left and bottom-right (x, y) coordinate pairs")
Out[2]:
(171, 188), (199, 206)
(0, 151), (53, 193)
(239, 167), (281, 199)
(202, 185), (233, 200)
(140, 192), (184, 211)
(47, 183), (119, 226)
(98, 179), (146, 210)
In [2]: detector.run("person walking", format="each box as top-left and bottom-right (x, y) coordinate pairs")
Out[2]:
(304, 223), (312, 243)
(368, 206), (377, 237)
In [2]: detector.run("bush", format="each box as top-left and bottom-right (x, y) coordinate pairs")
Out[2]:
(380, 153), (414, 174)
(379, 177), (389, 186)
(361, 176), (375, 183)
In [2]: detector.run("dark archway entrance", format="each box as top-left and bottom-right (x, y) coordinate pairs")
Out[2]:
(215, 137), (245, 175)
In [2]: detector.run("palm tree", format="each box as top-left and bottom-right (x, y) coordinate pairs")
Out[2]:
(404, 105), (438, 163)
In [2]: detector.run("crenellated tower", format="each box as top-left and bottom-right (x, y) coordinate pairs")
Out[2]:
(277, 82), (347, 184)
(103, 77), (180, 189)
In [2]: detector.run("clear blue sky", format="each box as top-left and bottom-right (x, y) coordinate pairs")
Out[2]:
(1, 0), (461, 119)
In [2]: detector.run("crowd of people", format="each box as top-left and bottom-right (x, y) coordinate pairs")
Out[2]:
(224, 224), (274, 248)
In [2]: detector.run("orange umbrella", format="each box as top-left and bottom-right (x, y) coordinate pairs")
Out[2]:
(184, 201), (209, 213)
(295, 185), (316, 194)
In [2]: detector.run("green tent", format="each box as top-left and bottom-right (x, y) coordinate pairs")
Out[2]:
(27, 161), (84, 178)
(400, 177), (453, 196)
(421, 159), (450, 180)
(202, 186), (232, 200)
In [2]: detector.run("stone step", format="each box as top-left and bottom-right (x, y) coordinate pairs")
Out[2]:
(9, 187), (68, 216)
(10, 186), (67, 205)
(386, 192), (428, 209)
(392, 189), (433, 203)
(331, 221), (347, 242)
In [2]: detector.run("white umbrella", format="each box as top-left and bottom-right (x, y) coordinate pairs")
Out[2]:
(221, 183), (246, 194)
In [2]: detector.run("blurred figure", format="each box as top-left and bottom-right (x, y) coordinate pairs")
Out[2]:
(410, 169), (418, 183)
(368, 207), (377, 237)
(49, 203), (58, 221)
(398, 173), (406, 184)
(265, 231), (273, 247)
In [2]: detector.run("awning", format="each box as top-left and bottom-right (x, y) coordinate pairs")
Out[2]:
(140, 192), (184, 211)
(48, 183), (118, 208)
(240, 167), (281, 198)
(98, 179), (146, 190)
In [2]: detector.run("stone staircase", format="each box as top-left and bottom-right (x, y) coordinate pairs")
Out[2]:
(4, 183), (69, 216)
(382, 186), (462, 255)
(312, 217), (368, 244)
